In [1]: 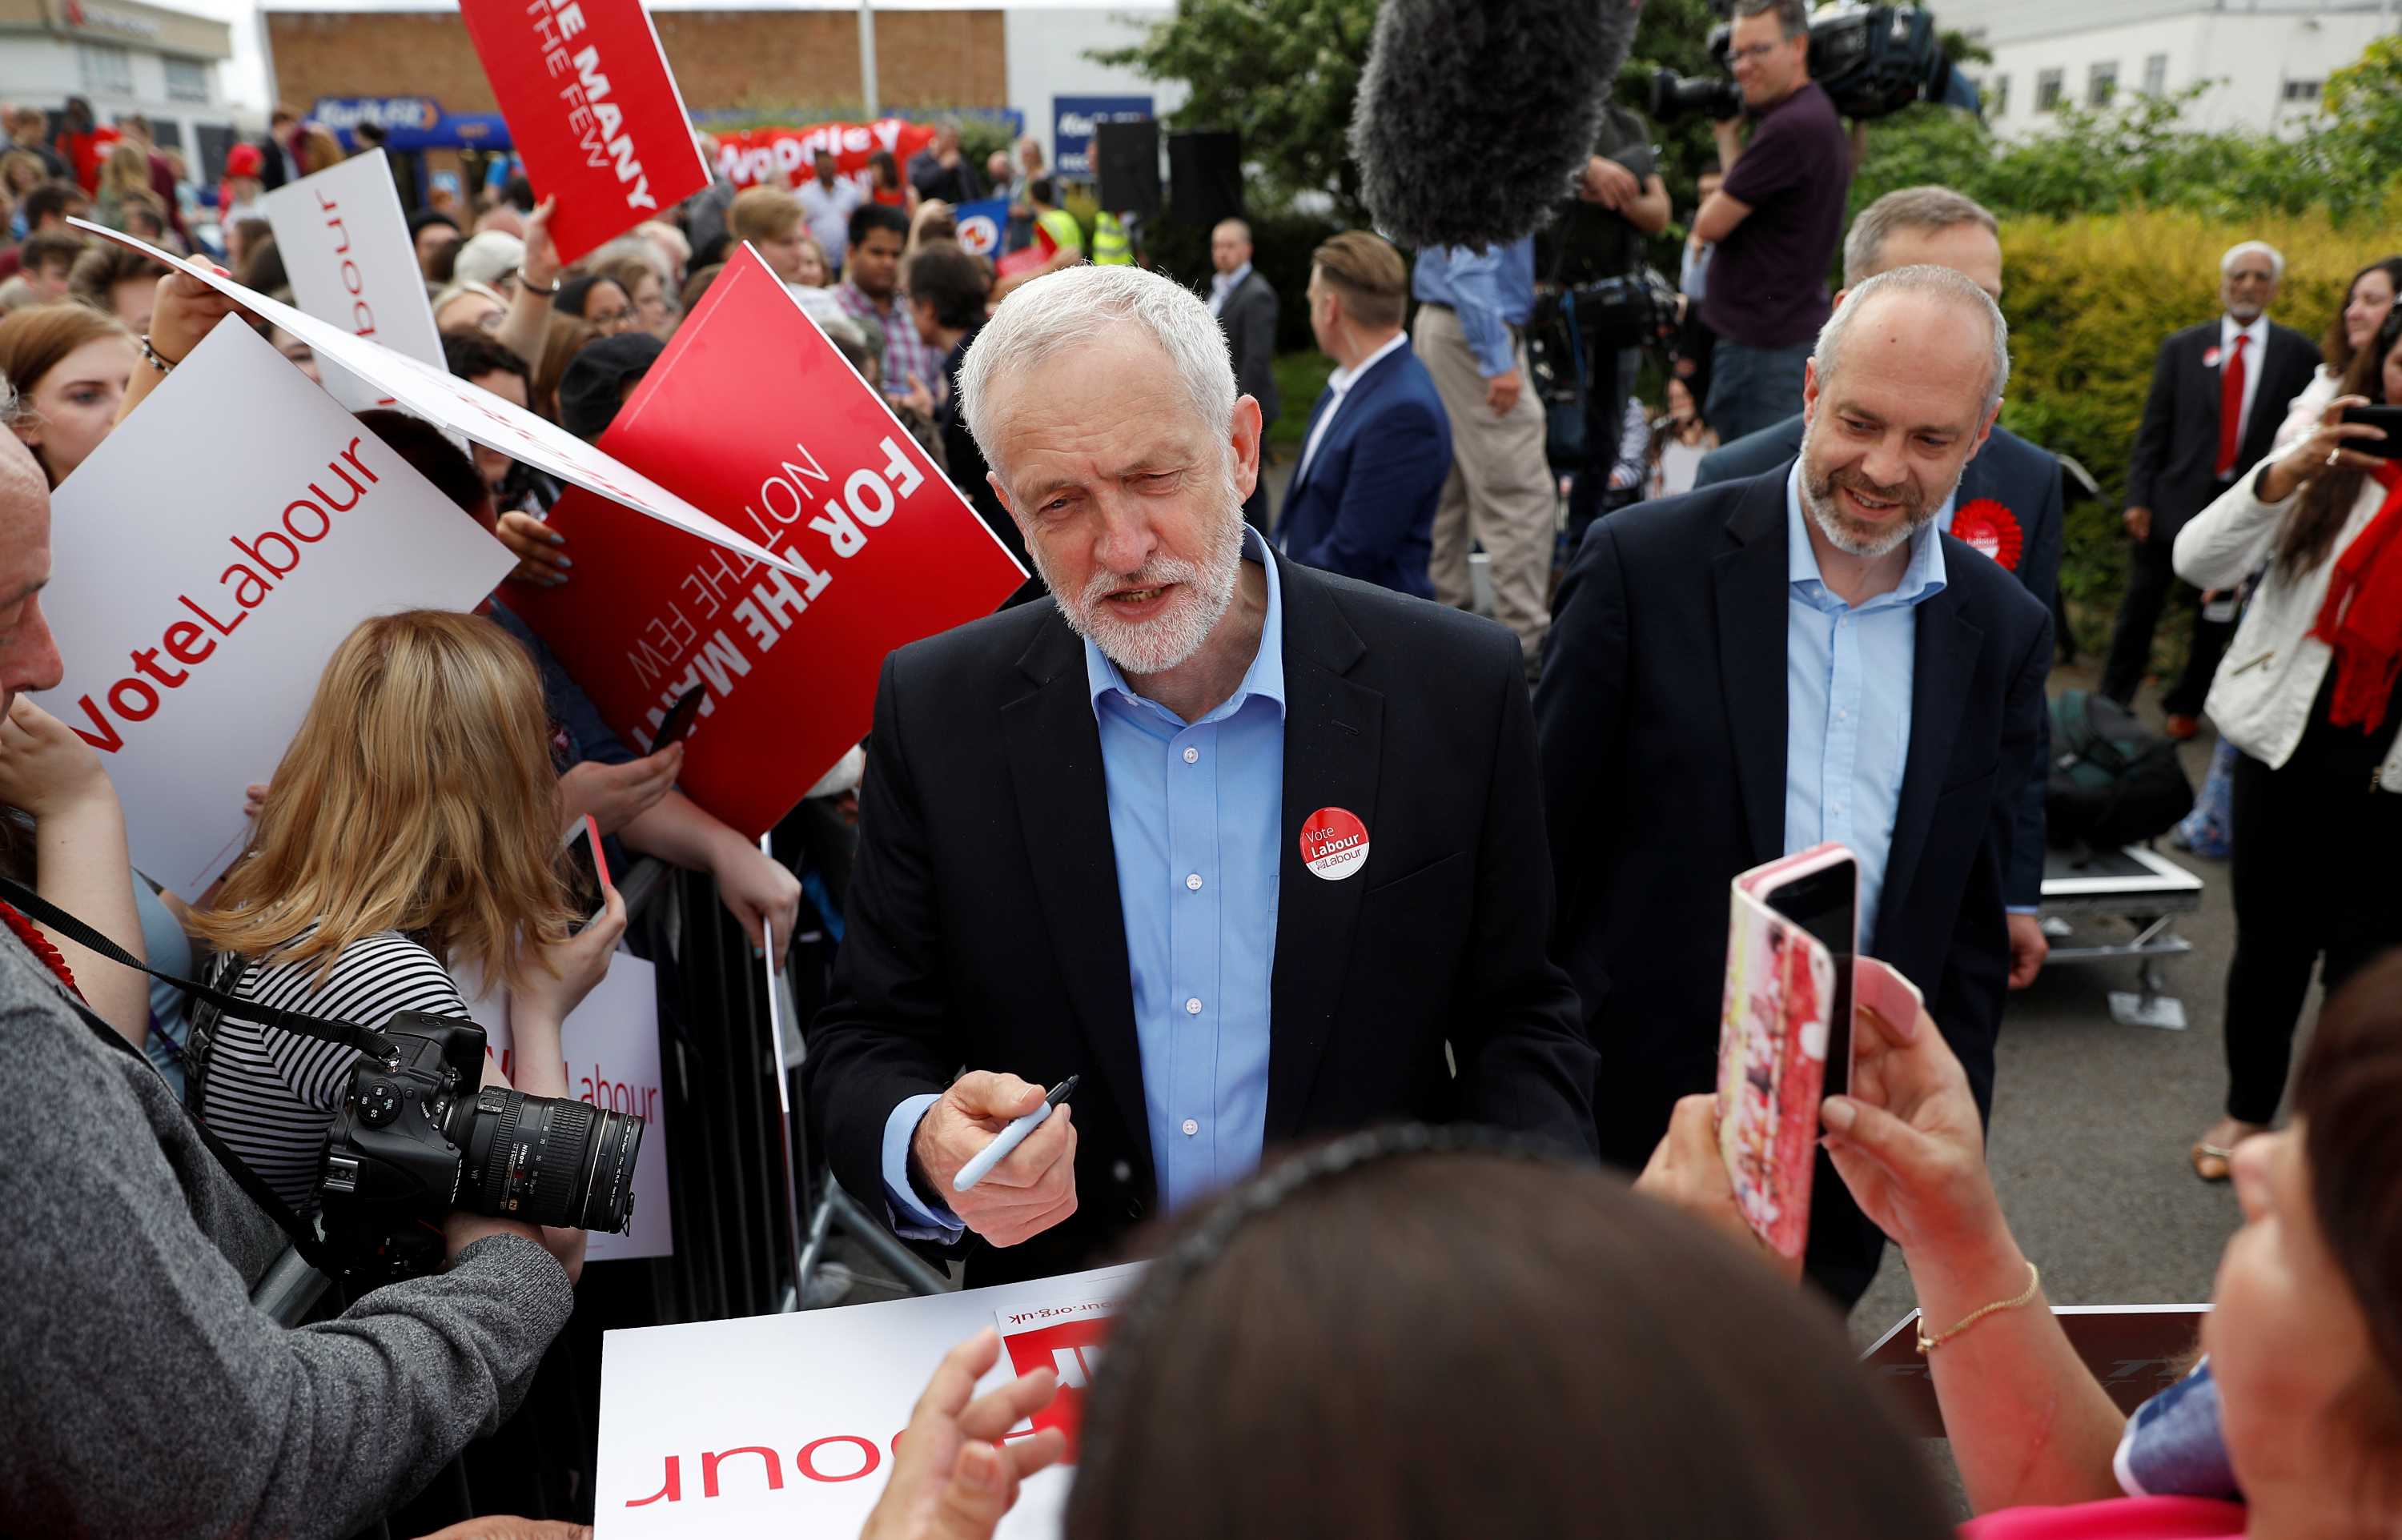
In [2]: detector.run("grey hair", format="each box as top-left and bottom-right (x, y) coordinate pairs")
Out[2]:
(2221, 240), (2286, 282)
(958, 265), (1238, 483)
(1842, 186), (1998, 288)
(1733, 0), (1810, 38)
(587, 235), (671, 284)
(0, 371), (18, 430)
(1814, 263), (2010, 418)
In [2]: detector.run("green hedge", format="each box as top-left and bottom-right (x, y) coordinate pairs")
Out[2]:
(1998, 209), (2390, 657)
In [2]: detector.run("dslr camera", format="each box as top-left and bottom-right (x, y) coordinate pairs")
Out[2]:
(1649, 3), (1977, 125)
(318, 1011), (645, 1281)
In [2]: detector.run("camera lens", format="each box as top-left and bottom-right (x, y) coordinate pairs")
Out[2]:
(462, 1086), (644, 1233)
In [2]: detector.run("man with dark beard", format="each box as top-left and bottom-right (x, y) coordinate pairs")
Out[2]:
(805, 266), (1597, 1287)
(1535, 265), (2051, 1308)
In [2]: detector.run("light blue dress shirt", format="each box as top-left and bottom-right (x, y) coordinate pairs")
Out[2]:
(880, 531), (1287, 1239)
(1781, 464), (1948, 944)
(1411, 239), (1535, 378)
(1207, 260), (1252, 317)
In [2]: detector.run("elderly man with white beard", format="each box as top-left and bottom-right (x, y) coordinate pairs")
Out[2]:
(805, 266), (1597, 1286)
(1535, 264), (2053, 1310)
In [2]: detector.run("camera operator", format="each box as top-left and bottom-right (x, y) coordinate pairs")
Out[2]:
(1691, 0), (1854, 443)
(0, 425), (576, 1539)
(1552, 102), (1671, 540)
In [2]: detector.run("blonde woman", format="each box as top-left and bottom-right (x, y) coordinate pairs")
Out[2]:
(185, 611), (624, 1275)
(92, 142), (153, 229)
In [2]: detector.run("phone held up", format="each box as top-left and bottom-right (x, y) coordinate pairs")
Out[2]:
(560, 813), (612, 934)
(653, 684), (705, 752)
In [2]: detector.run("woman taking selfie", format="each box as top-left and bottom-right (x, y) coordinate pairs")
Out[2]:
(2175, 307), (2402, 1182)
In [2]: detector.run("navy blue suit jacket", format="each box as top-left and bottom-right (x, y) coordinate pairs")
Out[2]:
(1276, 343), (1452, 600)
(1693, 416), (2063, 908)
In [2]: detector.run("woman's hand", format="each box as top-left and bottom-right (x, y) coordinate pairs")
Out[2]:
(1633, 1093), (1784, 1267)
(496, 510), (572, 587)
(559, 748), (681, 837)
(709, 833), (801, 964)
(147, 263), (247, 365)
(859, 1329), (1065, 1540)
(513, 883), (626, 1027)
(1819, 969), (2010, 1265)
(0, 697), (118, 821)
(2259, 393), (2388, 503)
(520, 197), (563, 294)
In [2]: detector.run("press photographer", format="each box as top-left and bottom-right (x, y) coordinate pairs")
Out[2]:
(1689, 0), (1856, 442)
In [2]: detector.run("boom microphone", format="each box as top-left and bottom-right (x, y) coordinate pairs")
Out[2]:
(1350, 0), (1640, 251)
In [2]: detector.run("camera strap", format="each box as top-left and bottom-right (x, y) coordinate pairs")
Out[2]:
(0, 876), (339, 1276)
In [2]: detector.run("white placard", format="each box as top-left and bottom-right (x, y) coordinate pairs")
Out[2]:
(34, 319), (516, 892)
(466, 950), (673, 1262)
(596, 1264), (1143, 1538)
(261, 150), (448, 413)
(70, 219), (808, 580)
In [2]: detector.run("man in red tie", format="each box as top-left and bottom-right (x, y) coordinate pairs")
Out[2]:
(2103, 242), (2320, 737)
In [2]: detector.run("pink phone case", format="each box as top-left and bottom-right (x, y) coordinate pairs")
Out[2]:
(1717, 886), (1837, 1257)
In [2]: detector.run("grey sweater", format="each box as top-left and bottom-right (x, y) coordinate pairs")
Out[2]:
(0, 924), (576, 1538)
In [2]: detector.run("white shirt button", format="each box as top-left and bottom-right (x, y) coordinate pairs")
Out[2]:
(1181, 1118), (1199, 1137)
(1182, 746), (1199, 764)
(1837, 708), (1849, 721)
(1186, 872), (1203, 891)
(1185, 997), (1203, 1015)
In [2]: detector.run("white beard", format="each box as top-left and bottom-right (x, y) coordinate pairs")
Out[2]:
(1036, 464), (1247, 677)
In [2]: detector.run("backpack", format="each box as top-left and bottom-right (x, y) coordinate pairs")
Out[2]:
(2046, 689), (2195, 851)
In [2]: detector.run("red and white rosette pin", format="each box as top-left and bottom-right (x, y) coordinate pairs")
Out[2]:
(1950, 497), (2026, 572)
(1299, 807), (1371, 881)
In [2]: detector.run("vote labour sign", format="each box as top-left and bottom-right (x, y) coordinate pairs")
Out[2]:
(458, 0), (709, 265)
(261, 149), (447, 412)
(34, 321), (515, 892)
(504, 246), (1026, 838)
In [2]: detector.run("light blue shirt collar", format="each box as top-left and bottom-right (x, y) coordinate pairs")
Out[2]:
(1085, 525), (1287, 725)
(1211, 262), (1252, 297)
(1784, 464), (1948, 612)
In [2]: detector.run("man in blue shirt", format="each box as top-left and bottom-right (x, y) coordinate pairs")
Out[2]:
(805, 267), (1596, 1285)
(1412, 239), (1558, 676)
(1536, 266), (2052, 1306)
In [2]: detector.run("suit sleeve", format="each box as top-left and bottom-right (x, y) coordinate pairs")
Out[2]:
(2006, 458), (2065, 909)
(803, 652), (962, 1228)
(1454, 624), (1600, 1157)
(1237, 288), (1279, 420)
(2123, 337), (2179, 516)
(1293, 401), (1449, 577)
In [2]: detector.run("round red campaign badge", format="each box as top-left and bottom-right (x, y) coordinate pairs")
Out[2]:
(1299, 807), (1371, 880)
(1950, 497), (2026, 572)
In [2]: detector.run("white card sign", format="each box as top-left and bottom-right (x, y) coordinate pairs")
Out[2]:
(34, 319), (516, 891)
(261, 149), (448, 413)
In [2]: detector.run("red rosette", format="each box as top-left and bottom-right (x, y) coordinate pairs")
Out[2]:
(1950, 497), (2025, 571)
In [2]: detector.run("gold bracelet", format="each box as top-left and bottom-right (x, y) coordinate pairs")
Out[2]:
(1916, 1261), (2040, 1354)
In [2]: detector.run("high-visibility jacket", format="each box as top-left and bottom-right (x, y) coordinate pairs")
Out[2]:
(1092, 210), (1134, 266)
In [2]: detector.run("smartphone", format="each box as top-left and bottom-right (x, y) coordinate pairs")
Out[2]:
(2338, 404), (2402, 459)
(653, 684), (705, 751)
(560, 813), (612, 933)
(1754, 851), (1859, 1098)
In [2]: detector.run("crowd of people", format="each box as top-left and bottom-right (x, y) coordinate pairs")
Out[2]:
(3, 0), (2400, 1530)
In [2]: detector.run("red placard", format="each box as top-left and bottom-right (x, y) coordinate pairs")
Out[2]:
(457, 0), (712, 265)
(997, 1313), (1111, 1463)
(503, 246), (1027, 837)
(711, 119), (938, 190)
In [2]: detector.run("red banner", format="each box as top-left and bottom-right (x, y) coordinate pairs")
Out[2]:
(711, 118), (938, 190)
(502, 246), (1028, 837)
(458, 0), (712, 264)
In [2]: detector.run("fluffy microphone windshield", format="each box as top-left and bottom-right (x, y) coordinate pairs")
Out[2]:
(1350, 0), (1640, 251)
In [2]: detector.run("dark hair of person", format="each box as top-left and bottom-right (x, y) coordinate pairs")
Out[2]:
(238, 235), (287, 295)
(531, 313), (598, 422)
(678, 261), (725, 316)
(18, 229), (85, 277)
(66, 242), (163, 314)
(22, 181), (84, 228)
(2281, 307), (2402, 582)
(1734, 0), (1812, 38)
(355, 408), (485, 517)
(2291, 948), (2402, 1490)
(443, 328), (533, 395)
(555, 272), (603, 319)
(230, 216), (272, 255)
(116, 193), (167, 238)
(408, 208), (461, 239)
(426, 235), (462, 286)
(868, 148), (899, 186)
(1066, 1136), (1954, 1540)
(2323, 257), (2402, 375)
(905, 240), (991, 333)
(1029, 175), (1056, 207)
(848, 201), (910, 248)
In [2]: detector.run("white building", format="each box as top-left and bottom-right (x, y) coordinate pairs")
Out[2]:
(1939, 0), (2396, 139)
(0, 0), (239, 176)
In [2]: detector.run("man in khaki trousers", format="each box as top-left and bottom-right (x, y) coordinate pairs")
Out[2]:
(1412, 238), (1556, 674)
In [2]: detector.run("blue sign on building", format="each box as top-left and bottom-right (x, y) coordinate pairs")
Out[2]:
(311, 97), (512, 152)
(1052, 94), (1152, 180)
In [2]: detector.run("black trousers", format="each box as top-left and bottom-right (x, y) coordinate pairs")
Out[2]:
(2221, 751), (2402, 1125)
(2101, 537), (2234, 716)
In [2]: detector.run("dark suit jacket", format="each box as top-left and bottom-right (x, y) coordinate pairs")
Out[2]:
(2126, 319), (2320, 539)
(1693, 418), (2062, 908)
(1218, 270), (1280, 426)
(807, 552), (1598, 1286)
(1276, 344), (1452, 599)
(1535, 471), (2051, 1295)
